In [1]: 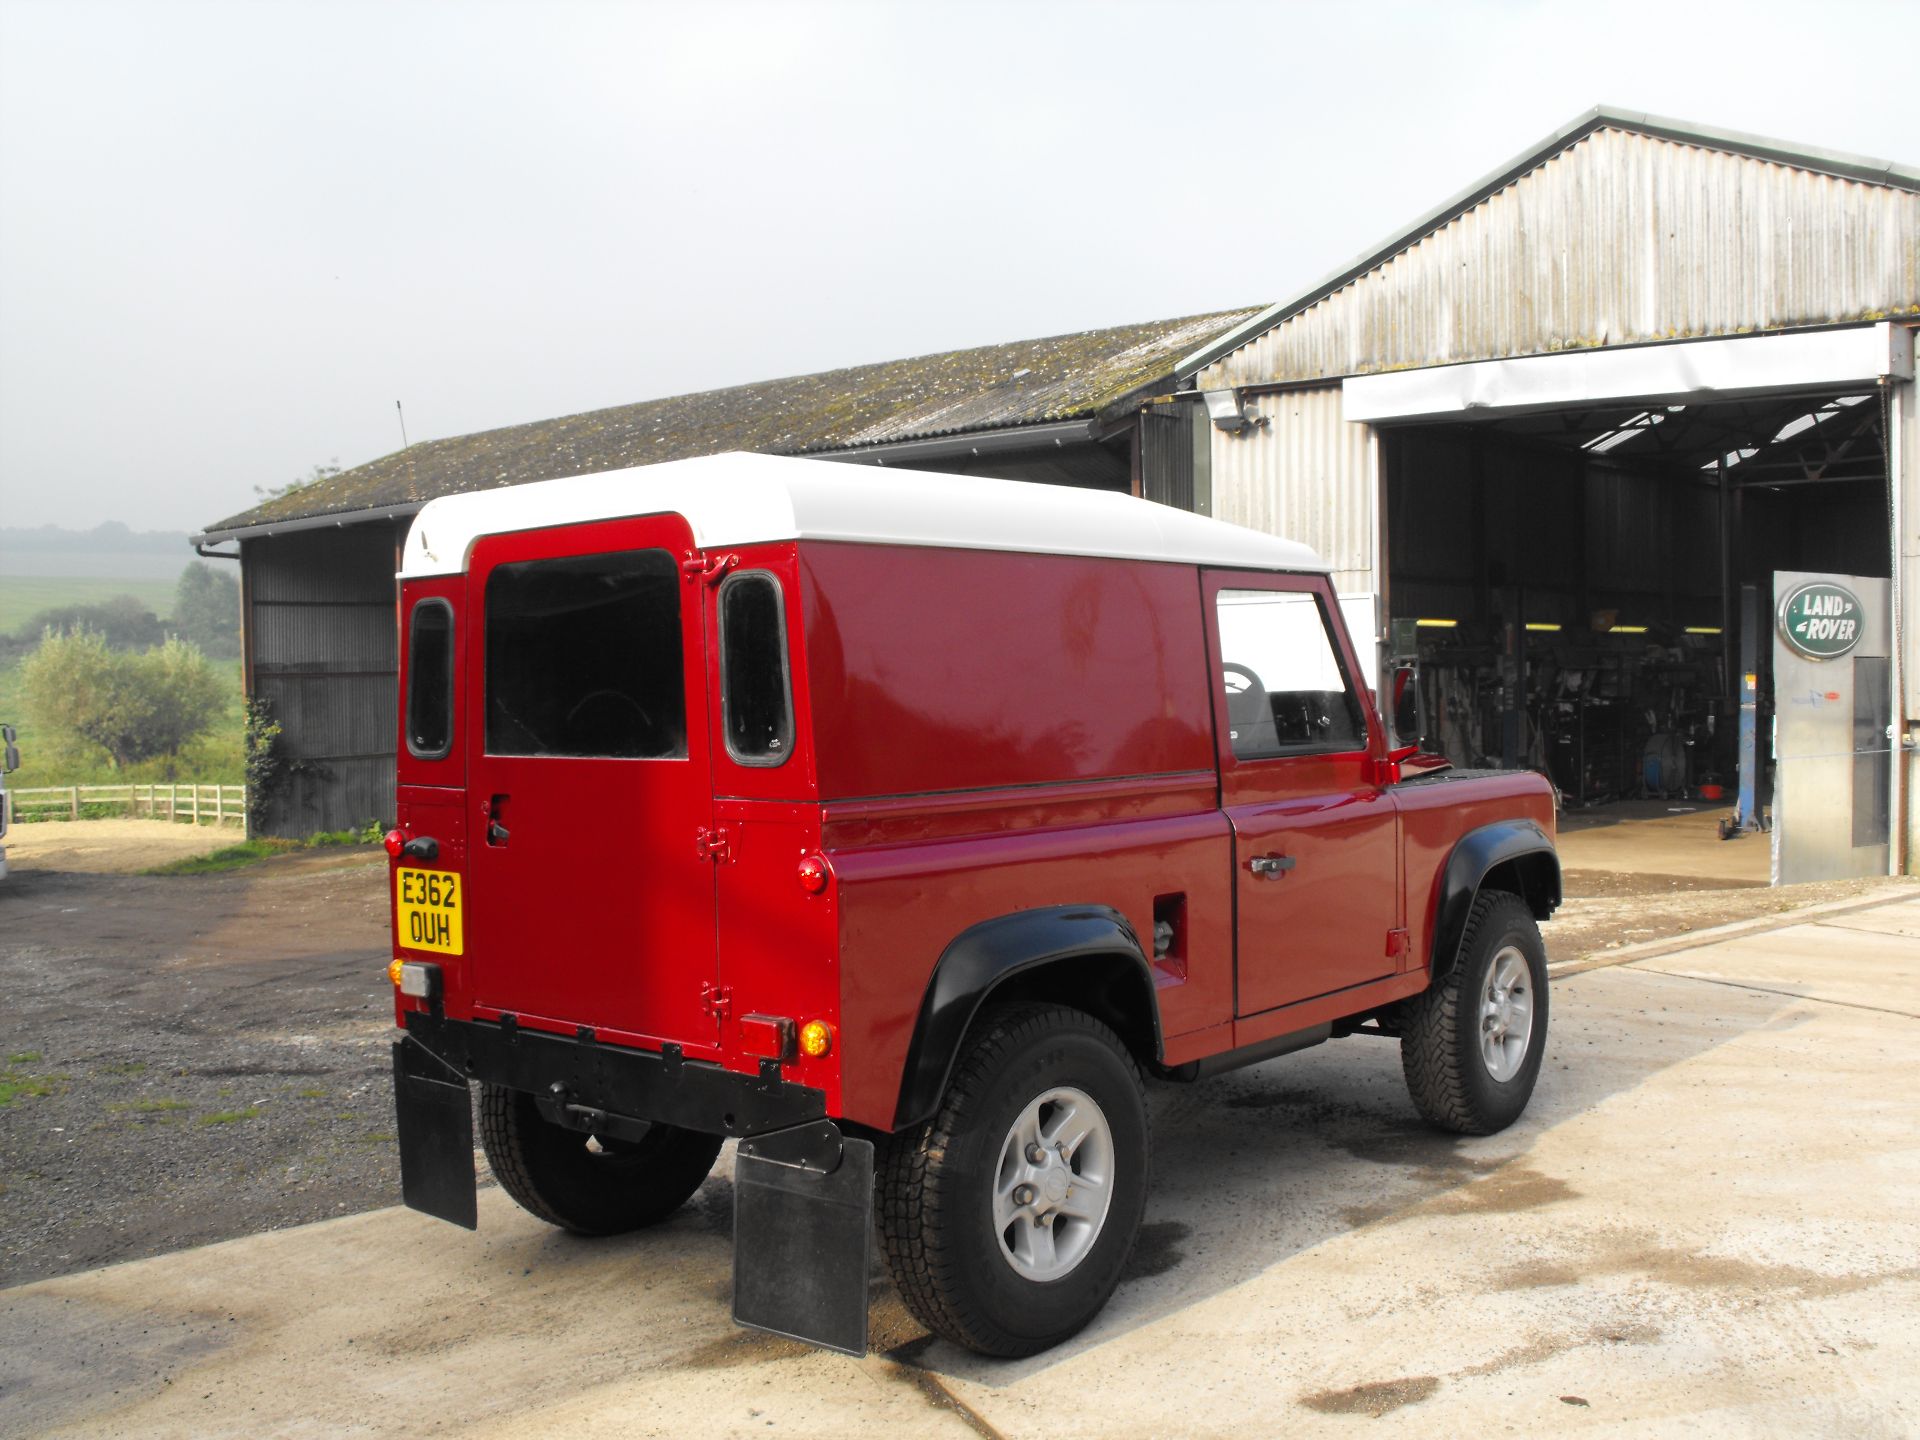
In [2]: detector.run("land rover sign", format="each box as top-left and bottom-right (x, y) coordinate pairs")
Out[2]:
(1778, 580), (1864, 660)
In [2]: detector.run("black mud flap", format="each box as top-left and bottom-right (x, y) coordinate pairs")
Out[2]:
(392, 1037), (477, 1230)
(732, 1119), (875, 1356)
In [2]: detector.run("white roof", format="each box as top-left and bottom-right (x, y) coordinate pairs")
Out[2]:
(397, 451), (1327, 579)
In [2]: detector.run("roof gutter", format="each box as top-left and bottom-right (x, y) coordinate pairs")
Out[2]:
(809, 419), (1098, 467)
(192, 497), (427, 547)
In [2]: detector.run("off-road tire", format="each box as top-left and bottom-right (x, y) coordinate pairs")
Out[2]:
(876, 1003), (1150, 1357)
(479, 1083), (722, 1236)
(1401, 890), (1548, 1135)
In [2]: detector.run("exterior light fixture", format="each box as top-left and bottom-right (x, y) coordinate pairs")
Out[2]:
(1203, 389), (1261, 434)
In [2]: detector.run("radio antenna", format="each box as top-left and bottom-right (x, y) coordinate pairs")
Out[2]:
(395, 400), (410, 449)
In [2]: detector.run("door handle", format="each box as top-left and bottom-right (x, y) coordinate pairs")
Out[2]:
(484, 794), (511, 847)
(1248, 854), (1296, 879)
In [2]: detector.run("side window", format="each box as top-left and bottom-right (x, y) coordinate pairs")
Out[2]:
(484, 549), (686, 758)
(405, 599), (454, 760)
(718, 571), (794, 766)
(1216, 589), (1366, 759)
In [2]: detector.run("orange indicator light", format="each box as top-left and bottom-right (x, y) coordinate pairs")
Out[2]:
(387, 958), (405, 986)
(799, 1020), (833, 1058)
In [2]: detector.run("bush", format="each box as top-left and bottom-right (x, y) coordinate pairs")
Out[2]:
(20, 628), (227, 770)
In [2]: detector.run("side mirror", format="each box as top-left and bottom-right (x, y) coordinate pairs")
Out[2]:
(1391, 665), (1423, 748)
(1, 723), (16, 774)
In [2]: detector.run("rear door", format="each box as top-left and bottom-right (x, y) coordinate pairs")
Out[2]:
(463, 515), (720, 1051)
(1205, 573), (1401, 1017)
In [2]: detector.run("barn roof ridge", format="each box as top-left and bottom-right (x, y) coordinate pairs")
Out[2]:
(1174, 105), (1920, 385)
(198, 306), (1262, 542)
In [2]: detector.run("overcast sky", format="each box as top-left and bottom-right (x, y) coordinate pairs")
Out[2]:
(1, 0), (1915, 533)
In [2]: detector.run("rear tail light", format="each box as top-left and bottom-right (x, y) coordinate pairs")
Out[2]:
(383, 828), (406, 859)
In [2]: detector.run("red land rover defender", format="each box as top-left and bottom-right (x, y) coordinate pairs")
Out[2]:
(387, 452), (1558, 1358)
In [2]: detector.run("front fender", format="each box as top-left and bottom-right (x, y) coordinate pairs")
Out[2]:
(1429, 820), (1560, 981)
(892, 905), (1157, 1131)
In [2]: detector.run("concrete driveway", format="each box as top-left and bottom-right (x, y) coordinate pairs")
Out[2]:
(4, 899), (1917, 1438)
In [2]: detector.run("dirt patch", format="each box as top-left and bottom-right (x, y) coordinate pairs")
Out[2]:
(1300, 1375), (1440, 1417)
(1499, 1231), (1920, 1300)
(5, 818), (245, 875)
(0, 850), (394, 1287)
(1428, 1166), (1576, 1216)
(682, 1327), (814, 1370)
(1544, 873), (1901, 965)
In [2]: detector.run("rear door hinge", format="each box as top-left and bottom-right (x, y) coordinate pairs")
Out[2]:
(1385, 927), (1410, 960)
(695, 825), (732, 862)
(701, 983), (733, 1019)
(681, 550), (739, 586)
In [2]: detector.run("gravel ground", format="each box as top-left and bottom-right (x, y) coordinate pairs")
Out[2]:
(0, 848), (394, 1287)
(0, 822), (1907, 1291)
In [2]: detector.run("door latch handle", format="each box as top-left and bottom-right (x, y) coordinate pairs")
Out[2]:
(483, 795), (510, 847)
(1248, 854), (1296, 878)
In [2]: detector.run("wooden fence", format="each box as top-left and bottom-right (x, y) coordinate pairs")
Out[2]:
(8, 783), (247, 827)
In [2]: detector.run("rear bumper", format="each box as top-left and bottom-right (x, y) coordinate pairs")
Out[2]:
(399, 1011), (828, 1140)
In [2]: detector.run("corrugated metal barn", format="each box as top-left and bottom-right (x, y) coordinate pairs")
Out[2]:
(1171, 108), (1918, 881)
(198, 106), (1919, 877)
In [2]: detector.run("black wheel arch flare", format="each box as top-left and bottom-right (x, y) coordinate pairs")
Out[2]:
(891, 905), (1161, 1131)
(1430, 820), (1561, 983)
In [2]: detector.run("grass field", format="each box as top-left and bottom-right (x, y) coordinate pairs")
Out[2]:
(0, 575), (181, 634)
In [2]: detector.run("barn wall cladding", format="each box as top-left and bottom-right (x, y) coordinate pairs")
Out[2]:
(245, 522), (405, 835)
(1197, 124), (1920, 392)
(1209, 384), (1377, 593)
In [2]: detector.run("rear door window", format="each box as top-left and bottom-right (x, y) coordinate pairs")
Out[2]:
(484, 549), (686, 758)
(405, 599), (455, 760)
(1216, 588), (1366, 758)
(717, 571), (794, 766)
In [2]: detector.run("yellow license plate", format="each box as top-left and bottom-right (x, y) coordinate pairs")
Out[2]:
(396, 867), (463, 955)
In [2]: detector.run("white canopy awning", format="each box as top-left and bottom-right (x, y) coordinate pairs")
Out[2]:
(1342, 323), (1912, 424)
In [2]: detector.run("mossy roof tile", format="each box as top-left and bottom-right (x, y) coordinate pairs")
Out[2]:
(206, 307), (1259, 533)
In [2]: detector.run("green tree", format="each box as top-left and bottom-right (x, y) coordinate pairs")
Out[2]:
(20, 629), (226, 769)
(173, 561), (241, 658)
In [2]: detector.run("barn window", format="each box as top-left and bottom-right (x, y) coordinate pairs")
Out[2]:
(718, 571), (793, 766)
(484, 550), (686, 758)
(405, 599), (454, 760)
